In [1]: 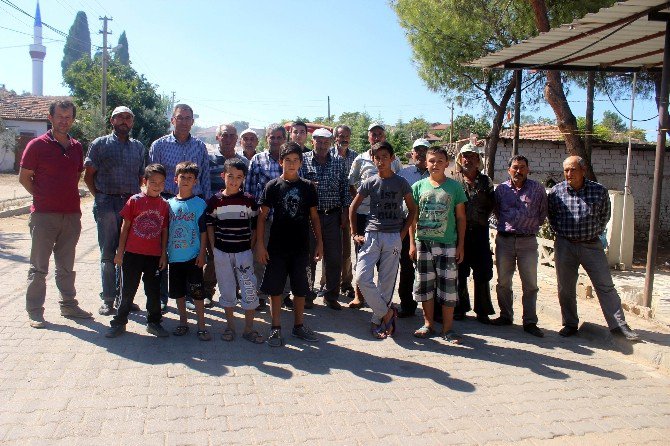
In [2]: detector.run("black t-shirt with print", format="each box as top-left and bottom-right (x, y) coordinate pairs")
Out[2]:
(260, 176), (318, 253)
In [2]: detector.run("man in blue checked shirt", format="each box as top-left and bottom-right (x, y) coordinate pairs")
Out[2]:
(548, 156), (639, 341)
(84, 106), (145, 316)
(148, 104), (211, 311)
(300, 128), (351, 310)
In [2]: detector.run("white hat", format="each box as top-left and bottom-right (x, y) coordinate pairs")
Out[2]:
(368, 122), (385, 132)
(111, 106), (134, 117)
(456, 143), (483, 171)
(412, 138), (431, 149)
(312, 128), (333, 138)
(240, 128), (257, 137)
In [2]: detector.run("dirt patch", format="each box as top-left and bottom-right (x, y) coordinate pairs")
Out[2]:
(633, 241), (670, 272)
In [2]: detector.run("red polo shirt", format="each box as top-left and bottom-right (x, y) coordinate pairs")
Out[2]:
(20, 131), (84, 213)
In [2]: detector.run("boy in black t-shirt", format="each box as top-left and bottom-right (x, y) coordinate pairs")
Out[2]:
(256, 142), (323, 347)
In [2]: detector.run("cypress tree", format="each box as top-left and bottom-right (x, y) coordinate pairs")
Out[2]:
(61, 11), (91, 76)
(116, 31), (129, 65)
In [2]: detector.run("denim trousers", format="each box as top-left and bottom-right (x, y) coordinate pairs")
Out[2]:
(494, 234), (539, 325)
(92, 193), (127, 302)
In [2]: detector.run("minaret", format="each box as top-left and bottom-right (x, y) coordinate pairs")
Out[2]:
(29, 1), (46, 96)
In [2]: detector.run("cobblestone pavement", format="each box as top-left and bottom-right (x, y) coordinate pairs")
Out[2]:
(0, 199), (669, 445)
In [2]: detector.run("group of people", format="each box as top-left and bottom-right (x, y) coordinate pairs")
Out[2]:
(19, 99), (640, 348)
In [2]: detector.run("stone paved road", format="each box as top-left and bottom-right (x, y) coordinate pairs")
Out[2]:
(1, 199), (669, 445)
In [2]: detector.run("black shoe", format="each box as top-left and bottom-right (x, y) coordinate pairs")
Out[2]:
(611, 324), (640, 341)
(256, 299), (267, 311)
(185, 300), (196, 311)
(146, 322), (169, 337)
(324, 299), (342, 311)
(129, 303), (141, 312)
(523, 323), (544, 338)
(203, 297), (214, 308)
(105, 324), (126, 338)
(342, 288), (355, 300)
(282, 295), (294, 310)
(453, 313), (466, 321)
(476, 314), (491, 324)
(397, 309), (416, 318)
(98, 302), (115, 316)
(491, 317), (513, 326)
(558, 326), (578, 337)
(304, 299), (314, 309)
(160, 302), (168, 314)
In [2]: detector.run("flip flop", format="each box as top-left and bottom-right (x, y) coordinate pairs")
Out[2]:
(349, 300), (365, 309)
(413, 325), (435, 339)
(371, 323), (387, 339)
(221, 328), (236, 342)
(242, 330), (265, 344)
(384, 307), (398, 337)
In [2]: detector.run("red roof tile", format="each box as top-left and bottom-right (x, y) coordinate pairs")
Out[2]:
(0, 91), (71, 122)
(499, 124), (564, 141)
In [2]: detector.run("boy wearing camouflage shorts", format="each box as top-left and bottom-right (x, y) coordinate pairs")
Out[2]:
(409, 146), (467, 343)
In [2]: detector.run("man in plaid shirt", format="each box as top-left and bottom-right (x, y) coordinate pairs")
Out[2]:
(548, 156), (639, 341)
(300, 128), (351, 310)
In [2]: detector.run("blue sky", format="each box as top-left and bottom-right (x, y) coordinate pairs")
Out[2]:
(0, 0), (661, 140)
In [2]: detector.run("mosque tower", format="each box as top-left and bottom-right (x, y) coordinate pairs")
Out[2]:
(29, 1), (46, 96)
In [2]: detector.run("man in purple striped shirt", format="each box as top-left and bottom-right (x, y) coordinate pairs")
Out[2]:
(492, 155), (547, 338)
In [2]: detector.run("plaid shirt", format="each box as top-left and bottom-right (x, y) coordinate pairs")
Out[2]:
(330, 146), (358, 175)
(300, 151), (351, 211)
(245, 150), (282, 208)
(85, 132), (145, 195)
(494, 178), (547, 235)
(548, 179), (610, 241)
(148, 133), (211, 198)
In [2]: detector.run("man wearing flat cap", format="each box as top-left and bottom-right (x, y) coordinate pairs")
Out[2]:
(84, 106), (146, 315)
(453, 143), (496, 323)
(300, 128), (351, 310)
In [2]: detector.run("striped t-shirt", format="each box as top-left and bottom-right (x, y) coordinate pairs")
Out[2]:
(205, 191), (258, 253)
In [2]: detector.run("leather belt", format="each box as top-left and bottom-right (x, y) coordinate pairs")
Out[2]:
(498, 231), (535, 238)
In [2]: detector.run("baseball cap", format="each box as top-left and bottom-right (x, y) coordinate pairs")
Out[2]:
(312, 128), (333, 138)
(368, 122), (385, 132)
(240, 128), (257, 137)
(111, 106), (134, 117)
(412, 138), (431, 149)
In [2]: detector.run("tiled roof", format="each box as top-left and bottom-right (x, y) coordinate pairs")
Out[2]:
(0, 91), (71, 121)
(431, 123), (449, 131)
(499, 124), (564, 141)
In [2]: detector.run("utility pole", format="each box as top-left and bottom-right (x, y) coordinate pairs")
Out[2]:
(449, 102), (454, 144)
(327, 96), (331, 122)
(99, 16), (113, 125)
(512, 69), (522, 156)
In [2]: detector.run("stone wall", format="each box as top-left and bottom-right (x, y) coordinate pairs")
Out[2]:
(487, 139), (670, 242)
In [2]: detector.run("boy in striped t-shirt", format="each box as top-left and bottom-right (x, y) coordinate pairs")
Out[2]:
(205, 158), (263, 344)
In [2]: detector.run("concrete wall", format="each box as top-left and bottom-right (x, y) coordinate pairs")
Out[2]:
(488, 139), (670, 242)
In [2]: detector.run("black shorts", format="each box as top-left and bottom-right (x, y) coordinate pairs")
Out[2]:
(168, 259), (204, 300)
(260, 250), (311, 297)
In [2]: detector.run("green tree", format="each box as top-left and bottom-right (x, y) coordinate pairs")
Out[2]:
(63, 58), (169, 147)
(387, 120), (412, 161)
(393, 0), (615, 178)
(116, 31), (130, 66)
(404, 117), (430, 141)
(452, 114), (491, 140)
(61, 11), (91, 76)
(600, 111), (627, 133)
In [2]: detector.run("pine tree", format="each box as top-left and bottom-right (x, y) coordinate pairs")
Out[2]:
(116, 31), (129, 65)
(61, 11), (91, 76)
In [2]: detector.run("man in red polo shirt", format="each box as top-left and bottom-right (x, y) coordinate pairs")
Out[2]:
(19, 99), (92, 328)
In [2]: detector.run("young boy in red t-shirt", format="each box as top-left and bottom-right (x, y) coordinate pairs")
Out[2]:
(106, 164), (170, 338)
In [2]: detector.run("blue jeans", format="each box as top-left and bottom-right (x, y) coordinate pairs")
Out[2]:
(93, 193), (127, 302)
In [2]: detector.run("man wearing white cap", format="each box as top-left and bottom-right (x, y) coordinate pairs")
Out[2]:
(84, 105), (146, 315)
(300, 128), (351, 309)
(239, 128), (259, 161)
(347, 122), (401, 308)
(453, 143), (496, 323)
(396, 139), (430, 318)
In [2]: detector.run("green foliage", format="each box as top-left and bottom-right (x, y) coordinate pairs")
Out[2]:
(116, 31), (130, 66)
(63, 58), (169, 147)
(61, 11), (91, 77)
(576, 114), (647, 143)
(452, 114), (491, 139)
(601, 110), (626, 133)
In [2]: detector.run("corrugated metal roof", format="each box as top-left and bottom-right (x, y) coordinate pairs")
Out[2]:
(469, 0), (670, 72)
